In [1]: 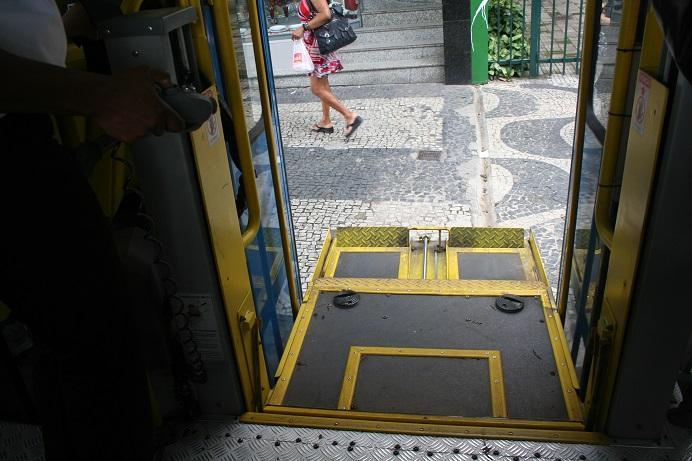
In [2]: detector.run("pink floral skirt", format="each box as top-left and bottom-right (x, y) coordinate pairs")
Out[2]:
(303, 30), (343, 78)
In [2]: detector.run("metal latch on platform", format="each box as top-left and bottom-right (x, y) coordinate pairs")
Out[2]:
(495, 295), (525, 313)
(333, 291), (360, 308)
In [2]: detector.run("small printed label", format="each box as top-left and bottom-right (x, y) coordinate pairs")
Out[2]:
(633, 72), (651, 136)
(179, 293), (225, 362)
(202, 89), (221, 147)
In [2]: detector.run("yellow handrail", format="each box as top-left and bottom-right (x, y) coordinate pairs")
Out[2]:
(593, 0), (641, 250)
(557, 0), (598, 320)
(211, 0), (262, 248)
(246, 0), (301, 315)
(178, 0), (215, 88)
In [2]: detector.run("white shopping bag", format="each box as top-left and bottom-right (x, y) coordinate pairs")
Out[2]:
(292, 40), (314, 73)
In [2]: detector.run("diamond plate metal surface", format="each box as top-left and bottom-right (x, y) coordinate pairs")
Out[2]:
(312, 277), (546, 295)
(0, 422), (44, 461)
(336, 227), (409, 248)
(449, 227), (525, 248)
(163, 420), (692, 461)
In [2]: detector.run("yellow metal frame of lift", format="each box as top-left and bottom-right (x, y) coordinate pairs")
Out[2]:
(316, 227), (545, 282)
(337, 346), (507, 417)
(266, 278), (583, 426)
(310, 229), (334, 282)
(323, 247), (411, 278)
(446, 247), (537, 281)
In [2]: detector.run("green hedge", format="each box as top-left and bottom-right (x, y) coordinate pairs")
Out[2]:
(488, 0), (531, 79)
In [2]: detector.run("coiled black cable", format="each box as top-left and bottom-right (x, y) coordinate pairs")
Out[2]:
(109, 150), (208, 413)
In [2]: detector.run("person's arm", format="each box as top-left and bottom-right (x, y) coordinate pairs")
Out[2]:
(291, 0), (331, 40)
(0, 49), (184, 142)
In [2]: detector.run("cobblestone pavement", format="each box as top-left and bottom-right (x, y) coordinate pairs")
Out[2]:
(482, 74), (579, 292)
(276, 75), (578, 293)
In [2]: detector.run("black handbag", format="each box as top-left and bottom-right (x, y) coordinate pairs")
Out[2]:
(306, 0), (357, 54)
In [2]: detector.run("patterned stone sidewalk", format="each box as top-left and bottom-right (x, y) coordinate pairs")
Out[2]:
(276, 75), (578, 293)
(481, 74), (579, 291)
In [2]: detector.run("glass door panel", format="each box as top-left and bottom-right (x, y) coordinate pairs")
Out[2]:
(210, 0), (300, 384)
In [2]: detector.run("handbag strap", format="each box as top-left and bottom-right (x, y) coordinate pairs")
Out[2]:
(305, 0), (316, 15)
(306, 0), (335, 17)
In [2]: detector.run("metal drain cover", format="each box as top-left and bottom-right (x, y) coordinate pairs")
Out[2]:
(417, 150), (442, 161)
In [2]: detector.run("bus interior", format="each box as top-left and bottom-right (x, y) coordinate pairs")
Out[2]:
(2, 0), (692, 459)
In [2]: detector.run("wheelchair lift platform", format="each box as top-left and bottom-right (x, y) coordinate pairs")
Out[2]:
(260, 227), (585, 435)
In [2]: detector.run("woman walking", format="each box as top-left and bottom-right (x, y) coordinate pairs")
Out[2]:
(291, 0), (363, 137)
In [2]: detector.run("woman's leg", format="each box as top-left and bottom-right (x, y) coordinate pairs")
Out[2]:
(319, 100), (332, 127)
(311, 75), (359, 133)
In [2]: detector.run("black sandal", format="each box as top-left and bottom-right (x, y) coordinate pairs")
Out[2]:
(311, 124), (334, 133)
(345, 116), (363, 138)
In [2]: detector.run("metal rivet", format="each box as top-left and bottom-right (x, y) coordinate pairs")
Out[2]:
(413, 446), (419, 452)
(349, 441), (356, 446)
(332, 441), (338, 446)
(274, 441), (280, 447)
(146, 25), (153, 32)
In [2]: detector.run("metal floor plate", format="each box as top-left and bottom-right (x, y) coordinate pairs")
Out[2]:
(161, 419), (692, 461)
(3, 419), (691, 460)
(0, 421), (44, 461)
